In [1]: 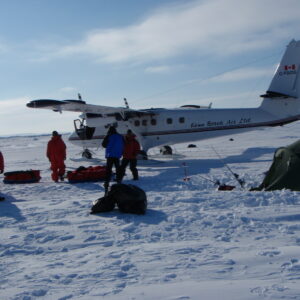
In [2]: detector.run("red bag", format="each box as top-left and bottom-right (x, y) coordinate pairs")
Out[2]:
(3, 170), (41, 184)
(218, 184), (235, 191)
(67, 166), (106, 183)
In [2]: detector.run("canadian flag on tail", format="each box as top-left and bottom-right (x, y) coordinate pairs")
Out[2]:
(284, 64), (296, 70)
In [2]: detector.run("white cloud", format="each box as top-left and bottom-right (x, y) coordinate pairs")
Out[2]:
(50, 0), (300, 63)
(0, 97), (29, 114)
(204, 66), (275, 83)
(0, 97), (76, 136)
(0, 44), (8, 53)
(0, 38), (9, 54)
(145, 65), (171, 73)
(191, 91), (264, 108)
(58, 86), (78, 95)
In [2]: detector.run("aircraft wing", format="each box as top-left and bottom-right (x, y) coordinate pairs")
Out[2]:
(26, 99), (132, 114)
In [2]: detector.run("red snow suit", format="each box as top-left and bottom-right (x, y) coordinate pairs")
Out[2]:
(122, 135), (140, 159)
(0, 151), (4, 174)
(47, 135), (66, 182)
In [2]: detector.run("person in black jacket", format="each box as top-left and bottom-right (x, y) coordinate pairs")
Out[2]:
(0, 151), (4, 200)
(0, 151), (4, 174)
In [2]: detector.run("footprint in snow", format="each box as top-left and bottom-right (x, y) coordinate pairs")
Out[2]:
(164, 273), (177, 281)
(32, 289), (48, 297)
(84, 235), (96, 242)
(102, 240), (114, 247)
(121, 263), (135, 272)
(60, 235), (75, 241)
(258, 250), (281, 257)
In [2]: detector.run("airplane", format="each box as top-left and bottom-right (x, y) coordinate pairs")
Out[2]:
(27, 39), (300, 159)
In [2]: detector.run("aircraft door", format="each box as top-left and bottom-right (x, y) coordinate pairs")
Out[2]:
(74, 119), (95, 140)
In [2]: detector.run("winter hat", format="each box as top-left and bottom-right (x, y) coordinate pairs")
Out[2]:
(108, 126), (117, 134)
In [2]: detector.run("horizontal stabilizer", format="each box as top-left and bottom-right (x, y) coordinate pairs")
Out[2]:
(260, 91), (296, 98)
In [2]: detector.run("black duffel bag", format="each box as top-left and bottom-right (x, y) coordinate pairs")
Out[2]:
(90, 184), (147, 215)
(110, 184), (147, 215)
(90, 194), (115, 214)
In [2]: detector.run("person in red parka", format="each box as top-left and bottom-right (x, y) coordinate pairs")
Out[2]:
(119, 129), (140, 182)
(47, 131), (66, 182)
(0, 151), (4, 174)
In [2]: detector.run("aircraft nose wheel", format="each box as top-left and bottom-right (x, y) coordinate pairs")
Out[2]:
(137, 150), (148, 160)
(160, 145), (173, 155)
(82, 149), (92, 159)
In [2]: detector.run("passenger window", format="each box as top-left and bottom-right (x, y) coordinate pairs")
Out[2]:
(115, 113), (122, 121)
(151, 119), (157, 125)
(167, 118), (173, 124)
(134, 120), (140, 126)
(179, 117), (185, 123)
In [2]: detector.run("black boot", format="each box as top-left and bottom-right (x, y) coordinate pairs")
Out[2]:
(132, 169), (139, 180)
(104, 182), (109, 196)
(116, 167), (124, 183)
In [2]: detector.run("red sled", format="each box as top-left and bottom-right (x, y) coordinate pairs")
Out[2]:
(67, 166), (106, 183)
(3, 170), (41, 184)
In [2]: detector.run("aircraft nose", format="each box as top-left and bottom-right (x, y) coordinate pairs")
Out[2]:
(26, 101), (35, 108)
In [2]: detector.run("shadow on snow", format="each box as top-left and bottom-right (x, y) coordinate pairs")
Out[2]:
(0, 194), (26, 221)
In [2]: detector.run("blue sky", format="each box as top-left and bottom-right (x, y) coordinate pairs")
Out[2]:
(1, 0), (300, 135)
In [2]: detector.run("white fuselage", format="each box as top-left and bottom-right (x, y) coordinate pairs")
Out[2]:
(68, 97), (300, 152)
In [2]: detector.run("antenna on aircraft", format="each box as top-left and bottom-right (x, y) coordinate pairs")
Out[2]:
(124, 98), (129, 108)
(78, 93), (82, 101)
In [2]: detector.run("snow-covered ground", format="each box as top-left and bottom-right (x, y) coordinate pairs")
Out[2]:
(1, 124), (300, 300)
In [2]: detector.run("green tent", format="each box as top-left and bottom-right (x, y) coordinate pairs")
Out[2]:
(255, 140), (300, 191)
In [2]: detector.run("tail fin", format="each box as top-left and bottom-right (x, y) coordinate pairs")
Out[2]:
(266, 40), (300, 98)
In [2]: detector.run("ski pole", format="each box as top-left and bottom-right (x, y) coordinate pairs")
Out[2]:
(182, 162), (190, 181)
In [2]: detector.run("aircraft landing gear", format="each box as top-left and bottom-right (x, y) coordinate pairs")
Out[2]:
(160, 145), (173, 155)
(137, 150), (148, 160)
(82, 149), (92, 159)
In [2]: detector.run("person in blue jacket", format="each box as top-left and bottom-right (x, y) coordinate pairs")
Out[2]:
(102, 126), (124, 194)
